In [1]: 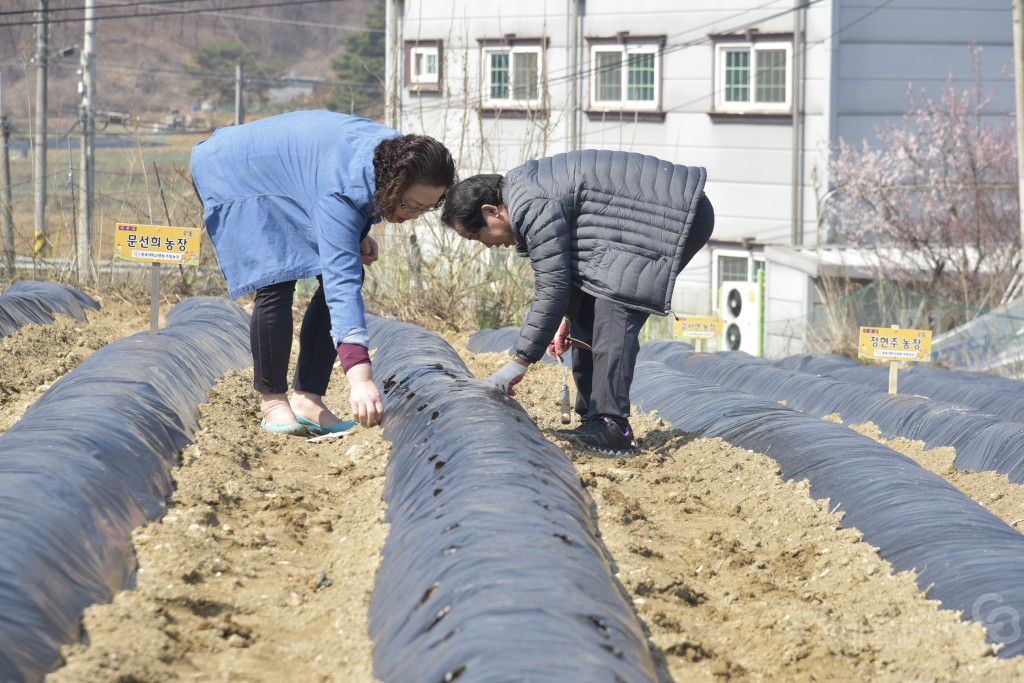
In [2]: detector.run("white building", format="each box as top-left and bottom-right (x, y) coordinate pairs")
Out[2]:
(383, 0), (1013, 356)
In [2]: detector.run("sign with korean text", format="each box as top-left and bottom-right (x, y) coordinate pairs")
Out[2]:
(114, 223), (201, 265)
(674, 315), (724, 339)
(858, 326), (932, 362)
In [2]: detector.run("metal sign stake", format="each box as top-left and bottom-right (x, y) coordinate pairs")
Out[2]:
(150, 261), (160, 335)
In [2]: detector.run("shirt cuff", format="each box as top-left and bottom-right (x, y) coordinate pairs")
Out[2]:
(338, 326), (370, 347)
(337, 343), (371, 372)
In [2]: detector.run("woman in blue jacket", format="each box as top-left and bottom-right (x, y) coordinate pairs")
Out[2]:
(191, 111), (457, 435)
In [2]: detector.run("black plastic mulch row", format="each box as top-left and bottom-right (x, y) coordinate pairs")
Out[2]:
(639, 341), (1024, 483)
(0, 281), (100, 338)
(631, 359), (1024, 658)
(777, 352), (1024, 423)
(0, 297), (251, 683)
(367, 315), (657, 683)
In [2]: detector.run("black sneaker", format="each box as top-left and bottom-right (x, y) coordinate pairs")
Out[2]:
(552, 415), (595, 438)
(571, 416), (637, 456)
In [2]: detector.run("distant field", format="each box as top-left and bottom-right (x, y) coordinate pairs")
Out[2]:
(5, 127), (208, 264)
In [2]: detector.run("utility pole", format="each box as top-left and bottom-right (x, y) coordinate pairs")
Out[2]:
(1015, 0), (1024, 264)
(1, 116), (13, 279)
(791, 0), (806, 246)
(234, 64), (245, 125)
(76, 0), (96, 284)
(384, 0), (397, 129)
(1, 69), (11, 277)
(568, 0), (581, 151)
(33, 0), (48, 258)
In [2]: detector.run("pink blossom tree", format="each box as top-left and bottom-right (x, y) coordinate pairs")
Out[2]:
(826, 47), (1018, 319)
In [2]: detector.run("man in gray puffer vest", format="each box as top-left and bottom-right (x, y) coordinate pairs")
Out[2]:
(441, 150), (714, 455)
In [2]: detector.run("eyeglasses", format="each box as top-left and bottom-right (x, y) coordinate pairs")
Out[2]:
(399, 197), (440, 214)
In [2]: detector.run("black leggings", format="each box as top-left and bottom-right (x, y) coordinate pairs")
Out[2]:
(251, 277), (337, 395)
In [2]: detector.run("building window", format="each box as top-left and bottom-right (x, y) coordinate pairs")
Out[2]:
(481, 43), (543, 108)
(716, 253), (765, 288)
(404, 40), (443, 92)
(413, 48), (438, 83)
(586, 35), (664, 121)
(719, 255), (750, 284)
(713, 34), (791, 114)
(591, 45), (658, 109)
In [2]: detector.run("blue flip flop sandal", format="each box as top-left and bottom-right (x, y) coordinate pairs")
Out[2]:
(260, 418), (309, 436)
(296, 415), (359, 436)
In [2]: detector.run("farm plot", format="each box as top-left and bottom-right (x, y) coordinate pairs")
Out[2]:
(3, 304), (1024, 681)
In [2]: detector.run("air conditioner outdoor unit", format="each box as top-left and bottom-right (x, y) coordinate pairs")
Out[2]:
(720, 280), (763, 355)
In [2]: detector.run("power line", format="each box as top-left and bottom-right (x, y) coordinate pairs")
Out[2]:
(401, 0), (908, 140)
(0, 0), (383, 130)
(1, 0), (376, 33)
(88, 61), (385, 91)
(400, 0), (827, 120)
(564, 0), (901, 145)
(585, 0), (829, 89)
(0, 0), (215, 18)
(0, 0), (347, 28)
(401, 0), (913, 156)
(202, 10), (378, 32)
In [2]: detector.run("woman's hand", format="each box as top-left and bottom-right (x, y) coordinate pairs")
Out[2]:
(547, 317), (571, 360)
(360, 235), (379, 266)
(346, 362), (383, 427)
(487, 358), (529, 396)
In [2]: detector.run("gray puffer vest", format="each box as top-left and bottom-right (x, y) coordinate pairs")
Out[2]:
(504, 149), (707, 363)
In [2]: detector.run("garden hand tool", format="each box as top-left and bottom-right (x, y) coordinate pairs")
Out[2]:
(567, 336), (592, 351)
(559, 357), (571, 424)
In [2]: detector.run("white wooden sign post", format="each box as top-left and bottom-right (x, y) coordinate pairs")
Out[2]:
(858, 325), (933, 395)
(114, 223), (201, 335)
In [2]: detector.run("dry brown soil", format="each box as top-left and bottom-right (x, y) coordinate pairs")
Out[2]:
(3, 298), (1024, 682)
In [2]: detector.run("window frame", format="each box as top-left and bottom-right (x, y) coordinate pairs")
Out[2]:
(585, 34), (665, 121)
(711, 32), (793, 116)
(715, 252), (765, 288)
(477, 37), (547, 113)
(404, 39), (443, 93)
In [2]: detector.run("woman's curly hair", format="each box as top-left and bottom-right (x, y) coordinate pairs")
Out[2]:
(372, 134), (457, 218)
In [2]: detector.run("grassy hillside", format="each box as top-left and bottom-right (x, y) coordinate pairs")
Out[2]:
(0, 0), (375, 130)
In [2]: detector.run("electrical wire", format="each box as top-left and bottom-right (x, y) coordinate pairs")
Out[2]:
(553, 0), (903, 145)
(3, 0), (928, 138)
(4, 1), (823, 125)
(400, 0), (914, 147)
(0, 0), (216, 18)
(0, 0), (348, 28)
(396, 0), (829, 120)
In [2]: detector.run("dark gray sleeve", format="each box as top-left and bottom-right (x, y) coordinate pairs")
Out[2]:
(513, 199), (573, 363)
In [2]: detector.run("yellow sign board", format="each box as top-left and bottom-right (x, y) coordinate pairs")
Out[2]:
(674, 315), (724, 339)
(114, 223), (201, 265)
(858, 326), (932, 362)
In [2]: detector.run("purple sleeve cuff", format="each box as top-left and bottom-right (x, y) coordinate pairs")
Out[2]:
(337, 343), (371, 373)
